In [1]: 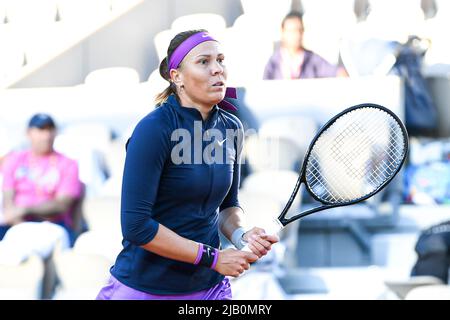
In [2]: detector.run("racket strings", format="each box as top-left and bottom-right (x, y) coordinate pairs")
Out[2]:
(307, 160), (341, 202)
(306, 107), (406, 204)
(308, 110), (391, 201)
(308, 159), (359, 202)
(350, 119), (404, 181)
(317, 111), (403, 198)
(314, 110), (404, 201)
(333, 110), (398, 173)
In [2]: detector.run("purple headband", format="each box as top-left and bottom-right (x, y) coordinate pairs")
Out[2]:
(168, 31), (237, 111)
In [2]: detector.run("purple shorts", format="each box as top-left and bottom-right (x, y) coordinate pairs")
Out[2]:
(96, 275), (232, 300)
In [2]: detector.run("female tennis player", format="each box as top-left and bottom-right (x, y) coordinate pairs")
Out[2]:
(96, 29), (279, 300)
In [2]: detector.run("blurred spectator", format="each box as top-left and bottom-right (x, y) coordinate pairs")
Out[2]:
(263, 11), (348, 80)
(391, 36), (438, 137)
(1, 113), (84, 245)
(411, 220), (450, 283)
(54, 123), (112, 197)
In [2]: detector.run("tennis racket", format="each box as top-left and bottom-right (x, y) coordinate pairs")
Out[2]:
(242, 103), (408, 252)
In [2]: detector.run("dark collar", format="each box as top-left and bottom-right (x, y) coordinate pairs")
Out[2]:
(166, 94), (219, 123)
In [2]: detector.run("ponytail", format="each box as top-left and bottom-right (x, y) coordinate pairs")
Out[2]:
(155, 56), (175, 106)
(155, 86), (175, 106)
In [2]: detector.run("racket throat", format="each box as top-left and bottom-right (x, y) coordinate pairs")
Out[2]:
(265, 217), (285, 234)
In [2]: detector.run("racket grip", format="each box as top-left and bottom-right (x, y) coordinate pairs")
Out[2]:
(241, 218), (284, 252)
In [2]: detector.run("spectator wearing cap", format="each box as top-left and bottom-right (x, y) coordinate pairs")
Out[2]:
(0, 113), (83, 245)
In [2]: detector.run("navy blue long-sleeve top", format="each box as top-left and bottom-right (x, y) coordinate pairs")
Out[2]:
(110, 94), (244, 294)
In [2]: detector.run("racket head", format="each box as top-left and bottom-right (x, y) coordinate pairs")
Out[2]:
(300, 103), (408, 206)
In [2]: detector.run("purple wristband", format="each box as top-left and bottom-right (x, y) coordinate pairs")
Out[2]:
(210, 248), (219, 270)
(194, 243), (203, 265)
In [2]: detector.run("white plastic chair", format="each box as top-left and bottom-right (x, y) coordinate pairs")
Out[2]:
(73, 230), (122, 262)
(99, 139), (126, 197)
(110, 0), (142, 12)
(0, 255), (44, 299)
(339, 35), (399, 77)
(405, 284), (450, 300)
(53, 249), (111, 299)
(6, 20), (63, 71)
(84, 67), (140, 88)
(385, 275), (444, 299)
(365, 0), (425, 42)
(153, 29), (175, 61)
(145, 67), (169, 101)
(238, 188), (298, 267)
(230, 270), (286, 299)
(259, 116), (317, 151)
(239, 0), (291, 39)
(0, 25), (25, 87)
(82, 196), (121, 233)
(171, 13), (226, 34)
(240, 0), (291, 16)
(222, 25), (274, 85)
(238, 189), (283, 230)
(231, 13), (278, 43)
(301, 0), (358, 65)
(0, 224), (68, 299)
(56, 0), (111, 23)
(241, 170), (300, 215)
(58, 122), (112, 153)
(55, 123), (112, 196)
(0, 222), (70, 265)
(0, 125), (13, 157)
(301, 0), (356, 18)
(4, 0), (57, 25)
(244, 134), (304, 172)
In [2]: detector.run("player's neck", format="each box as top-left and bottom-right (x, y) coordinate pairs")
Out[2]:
(178, 94), (214, 121)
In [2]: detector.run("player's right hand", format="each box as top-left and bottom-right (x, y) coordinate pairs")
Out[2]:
(213, 248), (258, 277)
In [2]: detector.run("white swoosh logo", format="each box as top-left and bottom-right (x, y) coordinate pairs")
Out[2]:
(217, 138), (227, 147)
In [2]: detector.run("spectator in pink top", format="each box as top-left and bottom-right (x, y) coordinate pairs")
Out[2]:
(1, 113), (84, 245)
